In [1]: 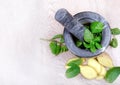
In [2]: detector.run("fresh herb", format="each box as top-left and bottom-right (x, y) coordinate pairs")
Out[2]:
(95, 42), (102, 49)
(93, 36), (101, 42)
(80, 22), (103, 53)
(110, 38), (118, 48)
(49, 41), (61, 55)
(84, 29), (94, 43)
(90, 21), (104, 33)
(76, 40), (82, 47)
(48, 34), (68, 55)
(52, 34), (63, 39)
(83, 42), (91, 49)
(111, 28), (120, 35)
(90, 45), (96, 53)
(67, 58), (83, 66)
(105, 67), (120, 83)
(66, 63), (80, 78)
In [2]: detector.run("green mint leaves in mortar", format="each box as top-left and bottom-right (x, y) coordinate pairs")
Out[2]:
(82, 21), (103, 53)
(84, 29), (94, 43)
(105, 67), (120, 83)
(90, 21), (104, 33)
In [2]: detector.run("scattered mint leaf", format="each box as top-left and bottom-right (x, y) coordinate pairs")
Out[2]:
(84, 29), (94, 43)
(111, 28), (120, 35)
(90, 21), (104, 33)
(95, 42), (102, 49)
(105, 67), (120, 83)
(49, 41), (57, 55)
(60, 37), (64, 43)
(49, 34), (68, 55)
(52, 34), (63, 39)
(67, 58), (83, 66)
(55, 45), (61, 55)
(110, 38), (118, 48)
(66, 63), (80, 78)
(60, 45), (68, 53)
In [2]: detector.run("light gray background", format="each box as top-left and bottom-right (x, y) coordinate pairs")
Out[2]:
(0, 0), (120, 85)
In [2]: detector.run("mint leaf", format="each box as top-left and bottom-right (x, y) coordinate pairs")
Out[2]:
(90, 45), (96, 53)
(84, 29), (94, 43)
(83, 42), (91, 48)
(76, 41), (82, 47)
(66, 63), (80, 78)
(90, 21), (104, 33)
(55, 45), (61, 55)
(105, 67), (120, 83)
(110, 38), (118, 48)
(67, 58), (83, 66)
(95, 42), (102, 49)
(52, 34), (63, 39)
(60, 45), (68, 53)
(111, 28), (120, 35)
(49, 41), (57, 55)
(49, 41), (61, 55)
(94, 36), (101, 42)
(60, 37), (64, 43)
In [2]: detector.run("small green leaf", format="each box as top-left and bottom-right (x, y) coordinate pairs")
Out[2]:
(83, 42), (91, 48)
(111, 28), (120, 35)
(55, 45), (61, 55)
(105, 67), (120, 83)
(90, 45), (96, 53)
(60, 37), (64, 43)
(52, 34), (63, 39)
(67, 58), (83, 66)
(95, 42), (102, 49)
(90, 21), (104, 33)
(49, 41), (57, 55)
(60, 45), (68, 53)
(76, 41), (82, 47)
(110, 38), (118, 48)
(94, 36), (101, 42)
(84, 29), (94, 43)
(66, 63), (80, 78)
(49, 41), (61, 55)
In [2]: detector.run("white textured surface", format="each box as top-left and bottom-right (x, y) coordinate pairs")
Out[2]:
(0, 0), (120, 85)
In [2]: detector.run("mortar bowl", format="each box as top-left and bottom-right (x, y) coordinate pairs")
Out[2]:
(63, 11), (111, 58)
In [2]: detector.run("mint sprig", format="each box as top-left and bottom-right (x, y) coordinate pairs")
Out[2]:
(49, 34), (68, 55)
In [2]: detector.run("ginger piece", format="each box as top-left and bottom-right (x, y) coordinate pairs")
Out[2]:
(88, 58), (102, 74)
(80, 65), (97, 79)
(97, 52), (113, 68)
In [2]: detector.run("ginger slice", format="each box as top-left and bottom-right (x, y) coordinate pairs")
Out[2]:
(80, 65), (97, 79)
(97, 52), (113, 68)
(88, 58), (102, 74)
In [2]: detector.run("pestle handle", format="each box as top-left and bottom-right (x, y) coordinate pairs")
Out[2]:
(55, 8), (85, 41)
(55, 8), (73, 26)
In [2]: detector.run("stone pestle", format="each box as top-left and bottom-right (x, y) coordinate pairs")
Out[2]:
(55, 8), (86, 41)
